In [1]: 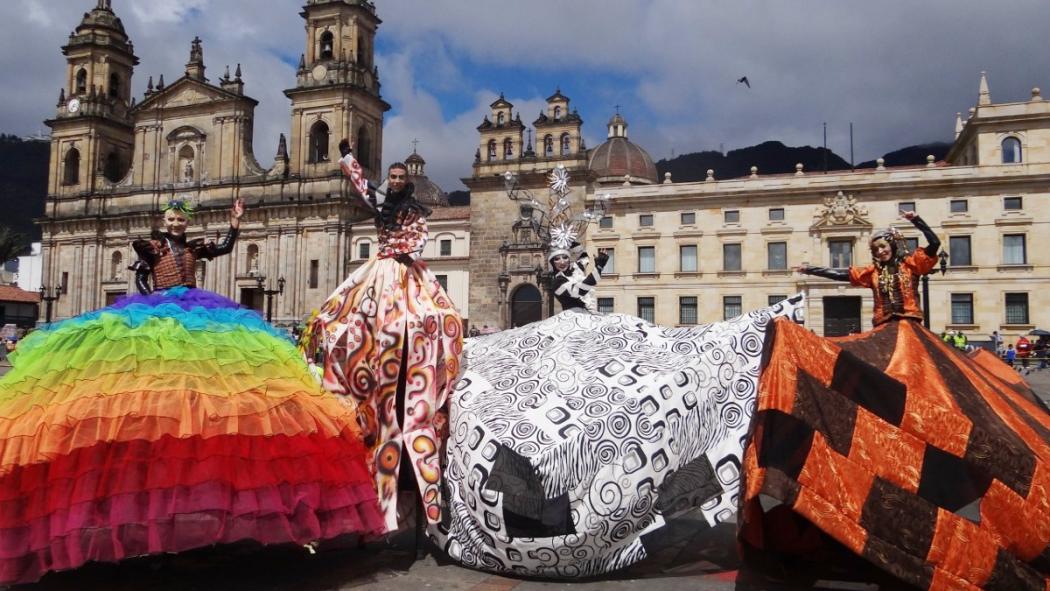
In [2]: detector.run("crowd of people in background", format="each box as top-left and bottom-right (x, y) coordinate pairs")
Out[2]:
(942, 329), (1050, 373)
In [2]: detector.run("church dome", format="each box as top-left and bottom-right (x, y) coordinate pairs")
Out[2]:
(76, 1), (128, 38)
(588, 113), (658, 185)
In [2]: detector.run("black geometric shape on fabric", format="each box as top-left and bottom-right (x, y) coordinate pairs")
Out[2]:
(756, 410), (814, 481)
(655, 454), (723, 515)
(985, 548), (1045, 591)
(860, 533), (934, 590)
(916, 445), (992, 514)
(918, 328), (1037, 498)
(793, 369), (858, 457)
(964, 424), (1035, 499)
(484, 443), (574, 538)
(504, 493), (573, 539)
(829, 350), (906, 426)
(1031, 543), (1050, 574)
(859, 477), (937, 564)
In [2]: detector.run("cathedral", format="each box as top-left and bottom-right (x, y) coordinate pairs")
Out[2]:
(41, 0), (393, 325)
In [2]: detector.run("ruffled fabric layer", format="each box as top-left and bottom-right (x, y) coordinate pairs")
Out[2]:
(0, 288), (384, 585)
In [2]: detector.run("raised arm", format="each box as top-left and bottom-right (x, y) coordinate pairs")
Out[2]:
(902, 211), (940, 256)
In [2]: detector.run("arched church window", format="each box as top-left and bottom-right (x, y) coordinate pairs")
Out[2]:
(1002, 136), (1022, 164)
(554, 106), (562, 120)
(319, 31), (334, 60)
(110, 251), (123, 280)
(544, 135), (554, 157)
(497, 112), (505, 126)
(308, 121), (329, 163)
(560, 133), (571, 155)
(75, 69), (87, 95)
(503, 138), (514, 159)
(356, 125), (371, 169)
(104, 151), (122, 182)
(63, 147), (80, 185)
(108, 73), (121, 99)
(487, 140), (497, 161)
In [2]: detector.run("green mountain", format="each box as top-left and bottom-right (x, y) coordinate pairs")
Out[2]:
(0, 135), (49, 242)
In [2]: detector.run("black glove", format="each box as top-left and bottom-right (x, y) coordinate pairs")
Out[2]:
(595, 252), (609, 270)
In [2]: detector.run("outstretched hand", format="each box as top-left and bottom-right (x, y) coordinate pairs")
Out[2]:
(230, 198), (245, 228)
(900, 210), (917, 222)
(792, 264), (810, 274)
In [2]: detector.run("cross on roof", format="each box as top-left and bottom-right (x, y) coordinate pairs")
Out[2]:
(411, 138), (420, 154)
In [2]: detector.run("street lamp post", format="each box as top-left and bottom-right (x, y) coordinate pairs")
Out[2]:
(921, 251), (949, 329)
(255, 275), (286, 323)
(38, 286), (62, 324)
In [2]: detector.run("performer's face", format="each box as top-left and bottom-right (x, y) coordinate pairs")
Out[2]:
(164, 210), (189, 236)
(871, 238), (893, 263)
(552, 254), (570, 272)
(387, 167), (408, 192)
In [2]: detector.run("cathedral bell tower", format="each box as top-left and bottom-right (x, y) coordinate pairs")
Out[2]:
(284, 0), (390, 180)
(46, 0), (138, 196)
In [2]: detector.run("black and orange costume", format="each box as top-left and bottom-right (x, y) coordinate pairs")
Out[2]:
(741, 216), (1050, 589)
(131, 227), (238, 294)
(801, 215), (940, 325)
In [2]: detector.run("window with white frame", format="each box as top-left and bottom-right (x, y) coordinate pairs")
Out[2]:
(1001, 137), (1022, 164)
(950, 199), (968, 213)
(639, 214), (654, 227)
(949, 236), (971, 266)
(440, 239), (452, 256)
(597, 297), (614, 314)
(679, 245), (698, 272)
(599, 215), (613, 229)
(600, 248), (615, 274)
(1005, 293), (1029, 324)
(724, 210), (740, 224)
(1003, 234), (1027, 265)
(679, 296), (698, 325)
(637, 246), (656, 273)
(951, 293), (974, 325)
(637, 297), (655, 323)
(898, 201), (916, 213)
(1004, 196), (1023, 211)
(768, 208), (785, 221)
(768, 294), (787, 306)
(723, 243), (742, 271)
(767, 242), (787, 270)
(681, 212), (696, 225)
(828, 239), (852, 268)
(358, 241), (371, 259)
(723, 296), (742, 320)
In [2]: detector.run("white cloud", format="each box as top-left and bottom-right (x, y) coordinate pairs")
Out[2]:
(2, 0), (1049, 191)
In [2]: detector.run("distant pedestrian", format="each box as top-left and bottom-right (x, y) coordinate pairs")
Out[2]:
(1006, 344), (1017, 368)
(991, 331), (1004, 355)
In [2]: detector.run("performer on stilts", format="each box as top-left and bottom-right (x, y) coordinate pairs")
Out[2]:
(795, 210), (940, 324)
(0, 196), (383, 585)
(548, 240), (608, 313)
(301, 140), (463, 532)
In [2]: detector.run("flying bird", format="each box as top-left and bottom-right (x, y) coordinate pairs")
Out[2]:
(737, 76), (750, 88)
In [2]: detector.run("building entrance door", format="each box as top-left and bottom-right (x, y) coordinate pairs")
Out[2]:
(240, 287), (264, 312)
(510, 283), (542, 328)
(823, 296), (861, 337)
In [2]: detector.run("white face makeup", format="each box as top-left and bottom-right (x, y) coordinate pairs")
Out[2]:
(552, 254), (570, 272)
(871, 238), (893, 263)
(164, 210), (189, 237)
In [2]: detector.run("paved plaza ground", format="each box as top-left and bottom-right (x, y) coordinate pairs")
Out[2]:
(1, 357), (1047, 590)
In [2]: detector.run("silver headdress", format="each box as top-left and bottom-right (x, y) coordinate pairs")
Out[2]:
(503, 164), (610, 261)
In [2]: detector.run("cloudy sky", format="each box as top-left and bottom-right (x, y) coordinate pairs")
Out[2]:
(2, 0), (1049, 191)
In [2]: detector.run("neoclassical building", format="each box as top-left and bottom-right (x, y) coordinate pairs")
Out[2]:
(591, 75), (1049, 341)
(41, 0), (393, 325)
(470, 75), (1050, 344)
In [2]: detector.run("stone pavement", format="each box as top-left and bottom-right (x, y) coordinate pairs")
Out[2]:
(1, 360), (1048, 590)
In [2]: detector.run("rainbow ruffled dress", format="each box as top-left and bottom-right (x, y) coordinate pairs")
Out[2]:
(0, 287), (385, 584)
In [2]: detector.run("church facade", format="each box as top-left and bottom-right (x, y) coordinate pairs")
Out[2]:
(41, 0), (390, 326)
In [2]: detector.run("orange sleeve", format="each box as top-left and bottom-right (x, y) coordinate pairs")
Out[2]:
(849, 265), (875, 288)
(906, 248), (938, 275)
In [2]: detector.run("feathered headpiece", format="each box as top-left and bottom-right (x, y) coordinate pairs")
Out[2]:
(503, 164), (609, 260)
(162, 196), (196, 218)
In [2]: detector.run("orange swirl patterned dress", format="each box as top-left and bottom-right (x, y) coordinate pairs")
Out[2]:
(302, 208), (463, 531)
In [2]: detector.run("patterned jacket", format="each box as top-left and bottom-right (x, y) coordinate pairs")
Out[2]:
(132, 228), (238, 294)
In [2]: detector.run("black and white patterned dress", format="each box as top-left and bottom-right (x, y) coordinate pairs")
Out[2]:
(428, 296), (804, 577)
